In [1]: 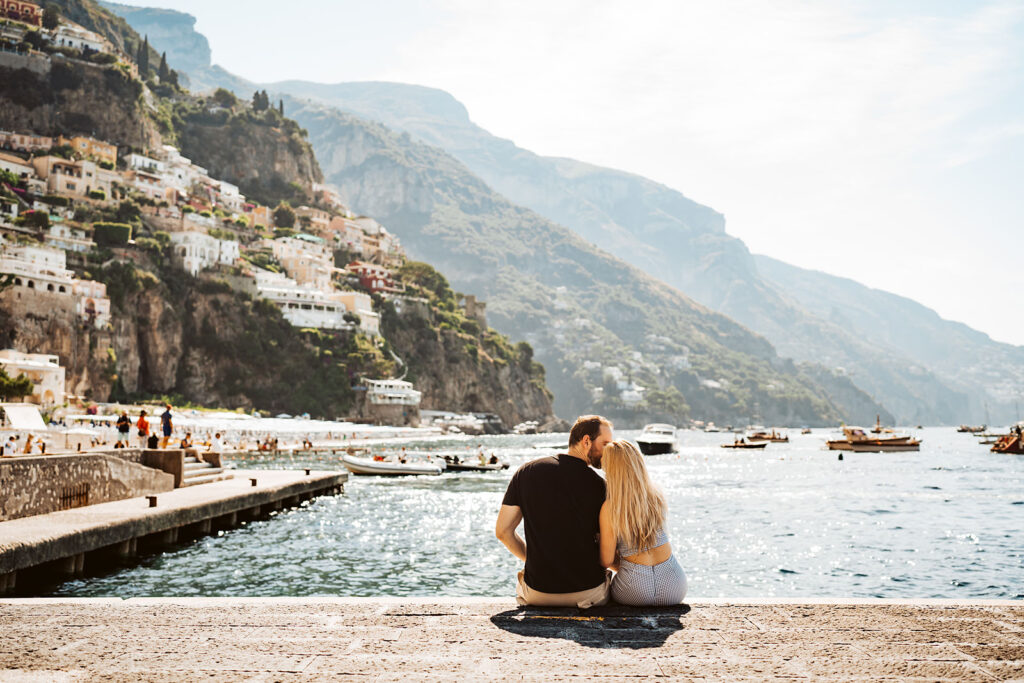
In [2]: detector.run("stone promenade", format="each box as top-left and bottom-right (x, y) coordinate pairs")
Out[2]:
(0, 598), (1021, 681)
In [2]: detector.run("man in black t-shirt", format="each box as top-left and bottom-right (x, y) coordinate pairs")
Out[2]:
(496, 415), (614, 607)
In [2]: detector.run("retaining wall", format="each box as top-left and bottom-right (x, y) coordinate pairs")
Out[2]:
(0, 452), (173, 521)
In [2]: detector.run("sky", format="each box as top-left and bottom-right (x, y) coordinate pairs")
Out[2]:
(119, 0), (1024, 345)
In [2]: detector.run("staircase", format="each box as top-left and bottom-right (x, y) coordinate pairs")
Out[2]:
(181, 454), (233, 487)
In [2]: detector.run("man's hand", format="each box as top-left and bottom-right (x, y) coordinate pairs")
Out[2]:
(495, 504), (526, 562)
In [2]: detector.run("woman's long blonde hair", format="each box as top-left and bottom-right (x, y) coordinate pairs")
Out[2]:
(602, 440), (666, 552)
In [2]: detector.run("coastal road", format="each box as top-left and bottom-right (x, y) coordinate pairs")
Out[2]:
(0, 597), (1021, 679)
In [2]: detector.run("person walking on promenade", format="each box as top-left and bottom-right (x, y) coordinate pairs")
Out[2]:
(136, 410), (150, 449)
(160, 404), (173, 449)
(495, 415), (614, 608)
(116, 411), (130, 448)
(599, 440), (687, 606)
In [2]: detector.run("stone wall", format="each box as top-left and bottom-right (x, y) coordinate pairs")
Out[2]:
(0, 452), (174, 521)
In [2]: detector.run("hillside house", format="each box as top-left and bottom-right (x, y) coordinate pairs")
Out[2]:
(0, 243), (110, 327)
(45, 224), (93, 253)
(1, 0), (41, 26)
(0, 350), (64, 406)
(268, 235), (334, 289)
(169, 231), (239, 276)
(333, 290), (380, 336)
(347, 260), (401, 294)
(0, 131), (52, 153)
(295, 206), (331, 235)
(31, 156), (112, 198)
(0, 151), (33, 179)
(56, 135), (116, 165)
(52, 24), (108, 53)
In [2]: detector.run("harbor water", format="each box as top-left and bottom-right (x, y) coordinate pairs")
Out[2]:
(50, 427), (1024, 599)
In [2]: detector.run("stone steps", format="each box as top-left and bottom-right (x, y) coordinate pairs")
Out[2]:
(181, 455), (232, 487)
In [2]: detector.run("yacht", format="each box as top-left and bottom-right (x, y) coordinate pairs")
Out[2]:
(636, 424), (677, 455)
(342, 453), (444, 476)
(826, 426), (920, 452)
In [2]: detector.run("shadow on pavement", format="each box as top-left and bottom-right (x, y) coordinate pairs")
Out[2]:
(489, 603), (691, 649)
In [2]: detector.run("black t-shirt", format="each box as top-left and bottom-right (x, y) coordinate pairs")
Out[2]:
(501, 453), (606, 594)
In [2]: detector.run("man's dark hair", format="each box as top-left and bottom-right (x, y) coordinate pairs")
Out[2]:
(568, 415), (612, 447)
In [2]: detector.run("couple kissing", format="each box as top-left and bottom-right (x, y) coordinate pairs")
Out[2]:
(495, 415), (687, 608)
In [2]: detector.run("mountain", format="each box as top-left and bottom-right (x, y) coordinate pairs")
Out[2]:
(103, 4), (900, 427)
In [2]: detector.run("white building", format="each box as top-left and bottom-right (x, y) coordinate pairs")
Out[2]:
(155, 145), (209, 195)
(45, 224), (94, 253)
(365, 379), (421, 407)
(126, 153), (165, 174)
(248, 268), (378, 335)
(52, 24), (108, 52)
(71, 278), (111, 327)
(215, 181), (245, 213)
(0, 350), (65, 406)
(169, 231), (239, 276)
(0, 244), (112, 328)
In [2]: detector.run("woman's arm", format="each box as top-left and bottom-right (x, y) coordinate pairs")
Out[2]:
(598, 502), (619, 571)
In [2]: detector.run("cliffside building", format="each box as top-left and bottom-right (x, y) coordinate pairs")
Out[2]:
(51, 24), (108, 53)
(347, 261), (401, 295)
(1, 1), (42, 26)
(267, 235), (334, 290)
(0, 350), (64, 406)
(360, 378), (421, 427)
(0, 131), (52, 153)
(169, 231), (240, 276)
(31, 156), (116, 198)
(0, 243), (110, 328)
(56, 135), (117, 165)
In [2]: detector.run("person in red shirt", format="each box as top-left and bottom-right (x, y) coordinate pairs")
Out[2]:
(136, 410), (150, 448)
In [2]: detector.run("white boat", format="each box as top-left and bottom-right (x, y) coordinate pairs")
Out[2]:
(342, 453), (444, 476)
(636, 424), (677, 455)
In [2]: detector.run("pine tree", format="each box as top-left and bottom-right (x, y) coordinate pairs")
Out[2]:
(158, 52), (169, 82)
(138, 35), (149, 76)
(262, 90), (270, 110)
(279, 99), (284, 115)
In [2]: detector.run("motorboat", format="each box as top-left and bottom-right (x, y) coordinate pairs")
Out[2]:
(826, 426), (920, 452)
(747, 429), (789, 443)
(342, 453), (444, 476)
(721, 439), (767, 449)
(957, 424), (987, 433)
(991, 424), (1024, 454)
(800, 428), (812, 435)
(636, 424), (677, 455)
(512, 421), (539, 435)
(443, 457), (509, 472)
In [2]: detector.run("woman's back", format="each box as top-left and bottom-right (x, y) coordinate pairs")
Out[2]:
(599, 440), (687, 606)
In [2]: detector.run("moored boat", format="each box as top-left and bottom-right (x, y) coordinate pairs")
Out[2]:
(747, 429), (789, 443)
(957, 424), (986, 433)
(991, 425), (1024, 454)
(444, 459), (509, 472)
(636, 424), (677, 455)
(720, 439), (767, 449)
(342, 453), (444, 476)
(826, 426), (920, 452)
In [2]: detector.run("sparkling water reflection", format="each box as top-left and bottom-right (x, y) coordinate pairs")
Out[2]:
(51, 428), (1024, 599)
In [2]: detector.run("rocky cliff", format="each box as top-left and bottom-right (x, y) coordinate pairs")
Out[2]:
(1, 261), (555, 423)
(0, 59), (161, 151)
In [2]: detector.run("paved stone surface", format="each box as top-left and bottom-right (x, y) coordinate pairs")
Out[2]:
(0, 598), (1020, 680)
(0, 470), (346, 575)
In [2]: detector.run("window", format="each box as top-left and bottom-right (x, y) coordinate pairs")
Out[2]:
(47, 284), (53, 291)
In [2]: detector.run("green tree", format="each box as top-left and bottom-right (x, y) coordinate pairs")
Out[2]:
(278, 99), (284, 115)
(273, 201), (295, 228)
(16, 210), (49, 230)
(138, 35), (150, 75)
(0, 367), (33, 401)
(42, 3), (61, 30)
(212, 87), (238, 109)
(158, 51), (169, 82)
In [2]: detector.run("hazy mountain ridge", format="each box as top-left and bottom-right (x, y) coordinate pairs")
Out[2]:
(270, 80), (1017, 424)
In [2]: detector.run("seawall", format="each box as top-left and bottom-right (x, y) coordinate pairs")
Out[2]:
(0, 469), (346, 594)
(0, 597), (1020, 680)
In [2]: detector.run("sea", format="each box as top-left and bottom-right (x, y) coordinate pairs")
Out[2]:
(49, 427), (1024, 599)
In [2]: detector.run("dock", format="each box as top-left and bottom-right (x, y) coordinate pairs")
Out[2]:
(0, 469), (347, 594)
(0, 597), (1020, 679)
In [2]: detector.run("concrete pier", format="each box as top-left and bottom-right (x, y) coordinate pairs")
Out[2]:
(0, 469), (346, 593)
(0, 597), (1019, 680)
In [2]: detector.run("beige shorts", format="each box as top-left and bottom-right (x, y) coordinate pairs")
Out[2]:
(515, 570), (612, 609)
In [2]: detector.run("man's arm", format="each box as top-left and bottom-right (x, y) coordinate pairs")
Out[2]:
(495, 504), (526, 562)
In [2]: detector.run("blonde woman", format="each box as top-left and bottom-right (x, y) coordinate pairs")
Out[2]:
(599, 439), (687, 605)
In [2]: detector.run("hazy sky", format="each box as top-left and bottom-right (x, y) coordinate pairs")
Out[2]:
(121, 0), (1024, 345)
